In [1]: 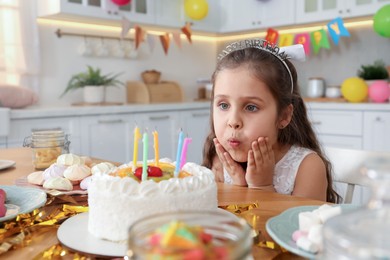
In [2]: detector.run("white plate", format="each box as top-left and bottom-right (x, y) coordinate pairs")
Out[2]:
(266, 204), (358, 259)
(57, 212), (126, 258)
(0, 185), (47, 222)
(0, 160), (15, 170)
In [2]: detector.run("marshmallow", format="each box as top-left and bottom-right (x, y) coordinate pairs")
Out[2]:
(317, 206), (342, 223)
(292, 230), (308, 242)
(299, 211), (321, 232)
(296, 236), (319, 253)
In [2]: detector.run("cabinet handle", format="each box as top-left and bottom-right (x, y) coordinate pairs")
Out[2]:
(98, 119), (123, 124)
(149, 115), (170, 121)
(311, 121), (322, 125)
(376, 117), (382, 122)
(346, 8), (350, 13)
(192, 113), (209, 117)
(339, 10), (343, 14)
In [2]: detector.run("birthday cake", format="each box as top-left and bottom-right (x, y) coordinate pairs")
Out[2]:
(87, 159), (218, 242)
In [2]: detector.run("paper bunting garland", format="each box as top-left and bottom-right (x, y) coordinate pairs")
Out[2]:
(160, 33), (170, 55)
(310, 29), (330, 54)
(294, 33), (311, 56)
(265, 28), (279, 44)
(172, 32), (182, 48)
(120, 17), (132, 39)
(134, 25), (145, 49)
(327, 17), (350, 45)
(278, 34), (294, 47)
(146, 34), (156, 52)
(181, 22), (192, 43)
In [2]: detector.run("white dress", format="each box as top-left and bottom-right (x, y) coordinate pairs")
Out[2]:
(223, 145), (316, 195)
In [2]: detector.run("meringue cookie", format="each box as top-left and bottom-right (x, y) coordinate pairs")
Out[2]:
(43, 163), (68, 180)
(57, 153), (83, 166)
(27, 171), (44, 185)
(63, 164), (91, 181)
(91, 162), (116, 175)
(43, 177), (73, 191)
(80, 175), (93, 190)
(81, 156), (93, 167)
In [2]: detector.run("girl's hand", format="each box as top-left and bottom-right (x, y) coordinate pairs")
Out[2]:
(213, 138), (247, 186)
(246, 137), (275, 189)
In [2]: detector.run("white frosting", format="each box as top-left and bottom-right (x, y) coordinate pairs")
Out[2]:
(43, 163), (68, 180)
(27, 171), (44, 185)
(43, 177), (73, 191)
(57, 153), (84, 166)
(80, 175), (93, 190)
(91, 162), (115, 175)
(88, 162), (218, 242)
(63, 164), (91, 181)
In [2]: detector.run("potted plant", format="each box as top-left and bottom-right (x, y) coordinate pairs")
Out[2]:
(61, 65), (123, 103)
(357, 60), (389, 86)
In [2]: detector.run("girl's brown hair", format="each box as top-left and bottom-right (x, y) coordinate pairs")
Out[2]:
(202, 47), (341, 203)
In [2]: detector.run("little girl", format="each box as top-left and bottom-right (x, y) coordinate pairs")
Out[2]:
(203, 39), (340, 203)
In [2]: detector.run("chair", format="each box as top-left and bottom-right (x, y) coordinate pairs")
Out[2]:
(323, 146), (390, 204)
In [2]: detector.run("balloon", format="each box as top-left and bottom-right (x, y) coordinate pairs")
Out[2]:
(373, 4), (390, 38)
(111, 0), (131, 6)
(184, 0), (209, 20)
(341, 77), (368, 103)
(368, 80), (390, 103)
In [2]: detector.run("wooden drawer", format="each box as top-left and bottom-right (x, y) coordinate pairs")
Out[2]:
(308, 110), (363, 136)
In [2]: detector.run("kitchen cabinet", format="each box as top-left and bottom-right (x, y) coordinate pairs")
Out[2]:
(7, 117), (81, 154)
(295, 0), (390, 24)
(38, 0), (155, 26)
(363, 111), (390, 152)
(154, 0), (220, 33)
(179, 109), (210, 164)
(79, 114), (133, 164)
(219, 0), (295, 33)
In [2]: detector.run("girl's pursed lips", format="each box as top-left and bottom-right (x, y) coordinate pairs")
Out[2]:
(228, 138), (241, 147)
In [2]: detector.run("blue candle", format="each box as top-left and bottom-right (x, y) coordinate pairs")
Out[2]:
(142, 131), (148, 181)
(174, 129), (184, 177)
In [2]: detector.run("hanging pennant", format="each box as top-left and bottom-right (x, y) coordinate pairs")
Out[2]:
(265, 28), (279, 44)
(181, 22), (192, 43)
(294, 33), (311, 56)
(278, 34), (294, 47)
(147, 34), (156, 52)
(134, 25), (145, 49)
(310, 29), (330, 54)
(327, 17), (350, 45)
(160, 33), (170, 55)
(120, 17), (132, 39)
(172, 32), (182, 48)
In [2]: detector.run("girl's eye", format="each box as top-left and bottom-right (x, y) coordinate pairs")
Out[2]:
(246, 104), (258, 112)
(218, 102), (229, 110)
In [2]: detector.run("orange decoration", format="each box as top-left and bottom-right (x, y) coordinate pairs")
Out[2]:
(181, 22), (192, 43)
(265, 28), (279, 45)
(159, 33), (170, 55)
(135, 25), (145, 49)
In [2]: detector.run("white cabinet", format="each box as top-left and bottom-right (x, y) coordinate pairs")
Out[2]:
(296, 0), (390, 24)
(363, 111), (390, 152)
(307, 109), (363, 149)
(179, 109), (210, 164)
(38, 0), (155, 25)
(132, 111), (179, 160)
(154, 0), (220, 32)
(219, 0), (295, 33)
(7, 117), (81, 154)
(79, 114), (133, 164)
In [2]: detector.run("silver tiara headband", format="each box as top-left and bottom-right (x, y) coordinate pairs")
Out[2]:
(217, 39), (306, 93)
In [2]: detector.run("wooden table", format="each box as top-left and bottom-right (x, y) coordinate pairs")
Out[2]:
(0, 148), (326, 259)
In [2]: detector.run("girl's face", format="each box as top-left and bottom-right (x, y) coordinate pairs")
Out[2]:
(213, 66), (281, 162)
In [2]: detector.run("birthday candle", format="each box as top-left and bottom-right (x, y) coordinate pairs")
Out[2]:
(153, 130), (159, 167)
(142, 131), (148, 181)
(133, 126), (141, 168)
(174, 129), (184, 177)
(179, 137), (192, 169)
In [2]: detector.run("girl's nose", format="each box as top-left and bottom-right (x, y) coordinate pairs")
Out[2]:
(228, 115), (242, 129)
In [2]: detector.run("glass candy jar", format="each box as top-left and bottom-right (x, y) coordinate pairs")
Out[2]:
(23, 129), (70, 170)
(126, 210), (253, 260)
(323, 160), (390, 259)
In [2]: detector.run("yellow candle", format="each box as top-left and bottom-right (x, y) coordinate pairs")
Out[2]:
(133, 126), (141, 167)
(153, 130), (159, 167)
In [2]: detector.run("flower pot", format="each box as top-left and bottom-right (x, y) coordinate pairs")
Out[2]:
(83, 86), (105, 103)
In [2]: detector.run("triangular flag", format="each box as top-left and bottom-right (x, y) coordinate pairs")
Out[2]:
(134, 25), (145, 50)
(181, 22), (192, 43)
(147, 34), (156, 52)
(310, 29), (330, 54)
(278, 34), (294, 47)
(327, 17), (350, 45)
(160, 33), (170, 55)
(120, 17), (132, 39)
(294, 33), (311, 56)
(172, 32), (182, 48)
(265, 28), (279, 45)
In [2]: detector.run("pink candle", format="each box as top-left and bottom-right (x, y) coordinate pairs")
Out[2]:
(179, 137), (192, 169)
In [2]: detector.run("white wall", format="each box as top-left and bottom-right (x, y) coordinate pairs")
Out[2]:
(37, 23), (217, 106)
